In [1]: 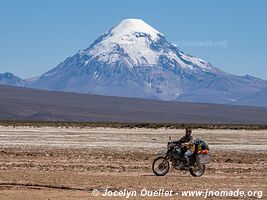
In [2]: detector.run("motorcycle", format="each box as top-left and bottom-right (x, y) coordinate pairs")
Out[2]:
(152, 137), (210, 177)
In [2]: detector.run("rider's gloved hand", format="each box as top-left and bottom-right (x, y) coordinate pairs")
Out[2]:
(168, 142), (176, 148)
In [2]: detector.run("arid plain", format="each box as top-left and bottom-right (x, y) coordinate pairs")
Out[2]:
(0, 126), (266, 199)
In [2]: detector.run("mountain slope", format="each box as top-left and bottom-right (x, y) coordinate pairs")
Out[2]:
(237, 86), (267, 107)
(177, 75), (267, 104)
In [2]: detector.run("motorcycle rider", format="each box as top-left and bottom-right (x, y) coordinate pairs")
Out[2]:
(174, 128), (194, 145)
(173, 128), (194, 167)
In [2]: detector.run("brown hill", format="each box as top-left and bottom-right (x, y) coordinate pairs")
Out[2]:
(0, 84), (267, 124)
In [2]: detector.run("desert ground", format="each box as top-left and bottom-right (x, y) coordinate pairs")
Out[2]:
(0, 126), (266, 199)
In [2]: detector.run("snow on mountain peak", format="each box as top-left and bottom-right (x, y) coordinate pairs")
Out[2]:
(85, 18), (215, 72)
(87, 18), (167, 66)
(111, 18), (163, 40)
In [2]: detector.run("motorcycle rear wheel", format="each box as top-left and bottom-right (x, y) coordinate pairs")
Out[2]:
(189, 164), (205, 177)
(152, 156), (170, 176)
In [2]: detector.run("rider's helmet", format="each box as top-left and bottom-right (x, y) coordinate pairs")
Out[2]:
(185, 128), (192, 137)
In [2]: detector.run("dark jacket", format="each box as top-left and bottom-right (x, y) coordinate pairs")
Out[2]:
(174, 135), (193, 145)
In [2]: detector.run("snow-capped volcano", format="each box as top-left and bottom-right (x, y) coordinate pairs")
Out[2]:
(87, 19), (215, 70)
(3, 18), (267, 106)
(33, 18), (229, 100)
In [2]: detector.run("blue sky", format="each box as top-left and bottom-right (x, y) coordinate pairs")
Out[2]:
(0, 0), (266, 79)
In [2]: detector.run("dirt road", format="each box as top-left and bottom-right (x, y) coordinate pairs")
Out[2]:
(0, 126), (266, 199)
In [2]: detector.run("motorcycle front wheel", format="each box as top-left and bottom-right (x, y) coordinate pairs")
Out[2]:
(152, 156), (170, 176)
